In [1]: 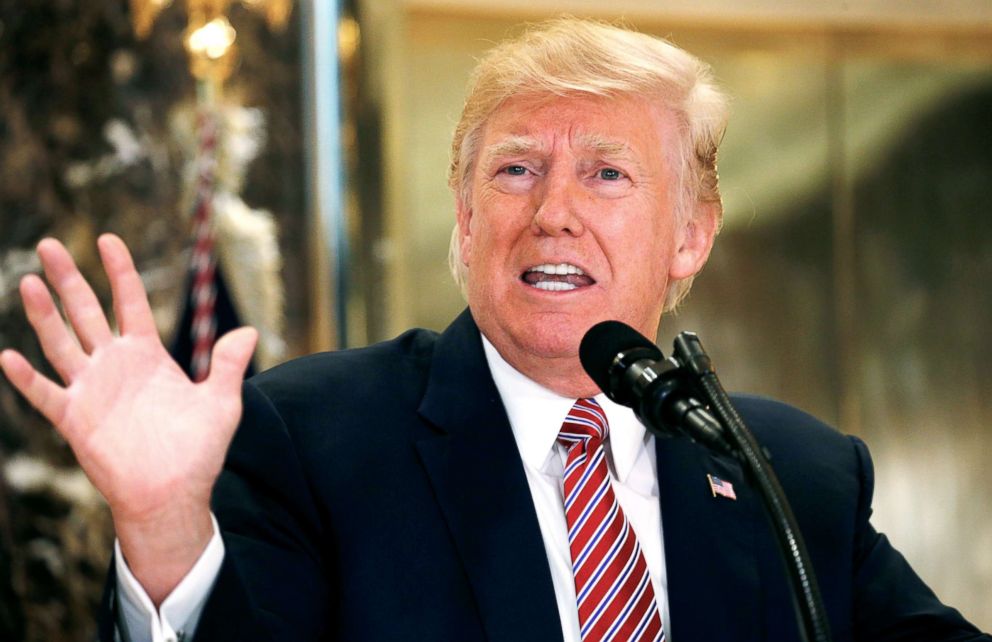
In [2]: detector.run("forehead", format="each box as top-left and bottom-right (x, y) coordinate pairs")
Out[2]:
(478, 93), (678, 163)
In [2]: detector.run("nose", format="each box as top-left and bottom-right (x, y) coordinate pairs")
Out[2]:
(531, 169), (586, 237)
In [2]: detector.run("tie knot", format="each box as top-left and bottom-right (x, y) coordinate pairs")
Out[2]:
(558, 398), (609, 448)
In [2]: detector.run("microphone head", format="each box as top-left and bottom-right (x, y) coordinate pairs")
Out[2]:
(580, 321), (662, 403)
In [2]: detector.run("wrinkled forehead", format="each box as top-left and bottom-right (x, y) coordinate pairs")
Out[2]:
(474, 92), (680, 172)
(480, 132), (635, 165)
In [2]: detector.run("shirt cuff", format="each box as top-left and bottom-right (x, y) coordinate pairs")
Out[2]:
(115, 514), (225, 642)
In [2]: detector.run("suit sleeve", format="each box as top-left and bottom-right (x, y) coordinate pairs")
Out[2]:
(849, 435), (991, 641)
(189, 379), (332, 641)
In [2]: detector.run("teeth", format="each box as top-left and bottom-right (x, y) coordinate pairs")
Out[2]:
(527, 263), (584, 275)
(532, 281), (578, 291)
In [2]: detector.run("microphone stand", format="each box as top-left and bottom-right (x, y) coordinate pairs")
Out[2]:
(670, 332), (833, 642)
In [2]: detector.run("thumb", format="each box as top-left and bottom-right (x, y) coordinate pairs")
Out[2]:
(205, 326), (258, 397)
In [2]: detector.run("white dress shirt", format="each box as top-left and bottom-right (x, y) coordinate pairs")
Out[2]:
(481, 337), (670, 641)
(116, 336), (670, 641)
(115, 515), (224, 642)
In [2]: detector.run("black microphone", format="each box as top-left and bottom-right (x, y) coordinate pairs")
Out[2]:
(583, 322), (833, 642)
(579, 320), (732, 452)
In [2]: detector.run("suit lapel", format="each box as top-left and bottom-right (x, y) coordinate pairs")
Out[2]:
(416, 310), (564, 642)
(656, 434), (764, 641)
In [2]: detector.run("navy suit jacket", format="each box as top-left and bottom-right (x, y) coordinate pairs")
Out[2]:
(101, 309), (988, 641)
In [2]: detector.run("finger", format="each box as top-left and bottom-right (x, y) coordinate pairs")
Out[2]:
(20, 274), (88, 382)
(0, 349), (70, 429)
(97, 234), (158, 337)
(36, 238), (114, 352)
(205, 327), (258, 400)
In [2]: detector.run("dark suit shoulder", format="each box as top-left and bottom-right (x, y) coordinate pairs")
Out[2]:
(729, 393), (859, 470)
(246, 327), (439, 413)
(726, 394), (866, 538)
(730, 394), (846, 445)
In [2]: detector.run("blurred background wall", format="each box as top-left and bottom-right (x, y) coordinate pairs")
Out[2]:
(0, 0), (989, 639)
(0, 1), (307, 639)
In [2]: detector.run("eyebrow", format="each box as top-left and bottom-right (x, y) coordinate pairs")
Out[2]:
(573, 132), (635, 160)
(480, 132), (643, 171)
(575, 132), (648, 176)
(481, 136), (542, 167)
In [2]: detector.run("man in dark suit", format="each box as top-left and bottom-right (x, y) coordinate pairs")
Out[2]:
(1, 17), (988, 642)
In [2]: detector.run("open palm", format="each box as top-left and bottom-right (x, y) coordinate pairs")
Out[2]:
(0, 234), (256, 600)
(53, 322), (248, 521)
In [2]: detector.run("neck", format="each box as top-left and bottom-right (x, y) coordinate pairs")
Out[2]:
(487, 341), (602, 399)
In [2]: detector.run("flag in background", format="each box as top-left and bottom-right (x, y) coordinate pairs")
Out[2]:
(170, 261), (255, 382)
(169, 109), (258, 381)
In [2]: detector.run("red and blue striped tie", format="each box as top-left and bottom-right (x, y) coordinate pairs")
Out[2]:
(559, 398), (665, 642)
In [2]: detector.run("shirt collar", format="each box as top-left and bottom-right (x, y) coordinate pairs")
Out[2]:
(481, 335), (648, 484)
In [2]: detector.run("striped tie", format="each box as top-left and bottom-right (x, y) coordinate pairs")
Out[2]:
(558, 398), (664, 642)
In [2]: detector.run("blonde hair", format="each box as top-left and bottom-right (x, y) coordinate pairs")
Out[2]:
(447, 17), (729, 311)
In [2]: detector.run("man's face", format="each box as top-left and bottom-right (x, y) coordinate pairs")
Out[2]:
(457, 93), (715, 389)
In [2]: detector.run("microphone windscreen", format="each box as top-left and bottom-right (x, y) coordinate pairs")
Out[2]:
(579, 321), (662, 394)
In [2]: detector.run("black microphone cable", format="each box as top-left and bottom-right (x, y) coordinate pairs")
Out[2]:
(673, 332), (832, 642)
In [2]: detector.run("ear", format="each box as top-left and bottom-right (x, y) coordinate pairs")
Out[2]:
(455, 197), (473, 266)
(668, 202), (719, 281)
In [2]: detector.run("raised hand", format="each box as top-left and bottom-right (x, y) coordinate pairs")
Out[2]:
(0, 234), (257, 604)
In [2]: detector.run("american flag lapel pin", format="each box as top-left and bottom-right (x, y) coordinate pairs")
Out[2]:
(707, 474), (737, 500)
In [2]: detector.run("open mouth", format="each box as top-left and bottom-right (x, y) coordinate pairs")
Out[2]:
(521, 263), (596, 292)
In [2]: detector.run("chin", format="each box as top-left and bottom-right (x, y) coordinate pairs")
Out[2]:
(509, 317), (587, 358)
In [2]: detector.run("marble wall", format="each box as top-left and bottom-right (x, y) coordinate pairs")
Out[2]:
(0, 2), (304, 639)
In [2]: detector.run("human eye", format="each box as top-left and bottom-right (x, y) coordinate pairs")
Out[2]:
(491, 163), (538, 194)
(587, 164), (632, 197)
(598, 167), (624, 181)
(502, 165), (529, 176)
